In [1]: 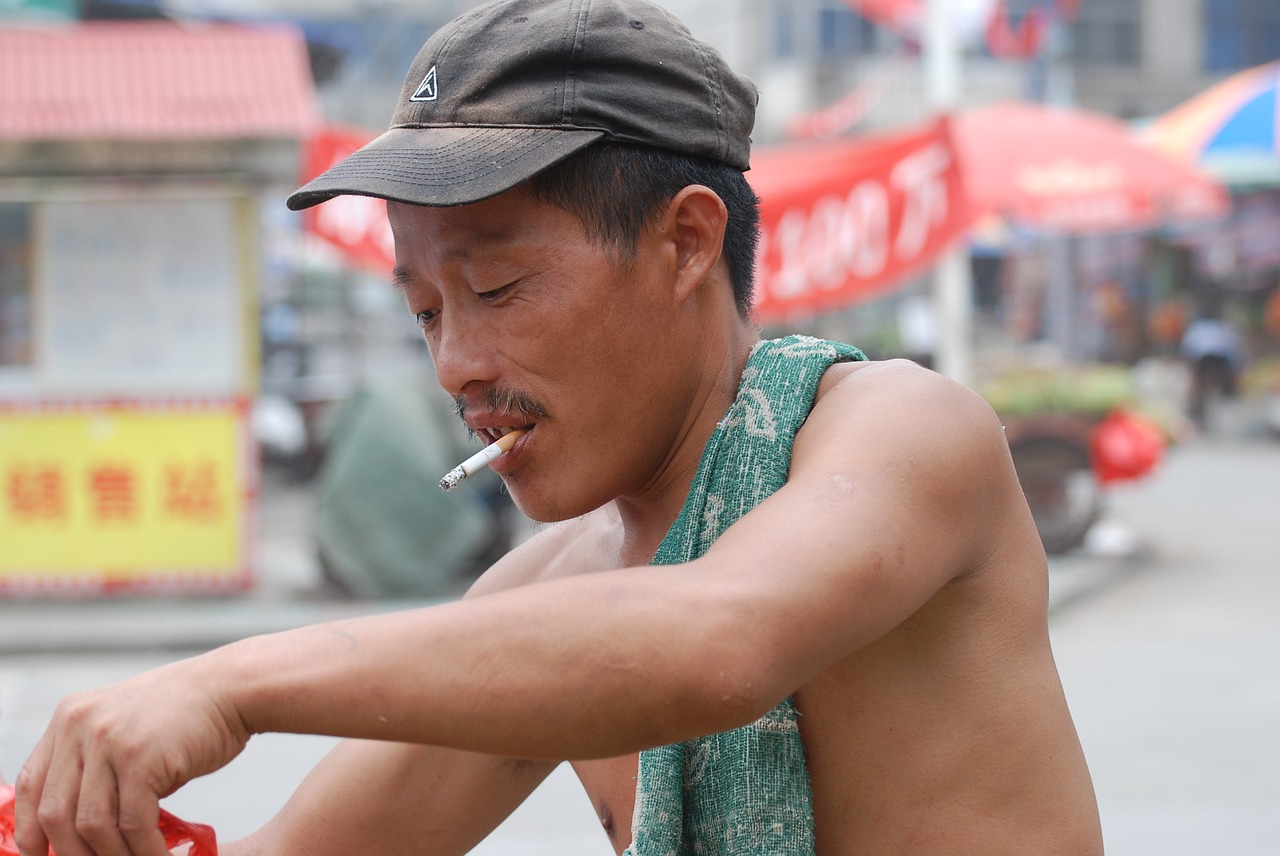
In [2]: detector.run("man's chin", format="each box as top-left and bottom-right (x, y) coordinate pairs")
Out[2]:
(504, 482), (586, 526)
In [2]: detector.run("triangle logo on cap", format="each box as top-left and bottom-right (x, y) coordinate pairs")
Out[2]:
(410, 66), (438, 102)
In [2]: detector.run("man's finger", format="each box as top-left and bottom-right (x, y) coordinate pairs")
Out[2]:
(74, 760), (131, 856)
(14, 736), (54, 856)
(116, 772), (168, 856)
(31, 738), (100, 856)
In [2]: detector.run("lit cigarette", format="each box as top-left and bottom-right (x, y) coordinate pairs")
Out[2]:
(439, 429), (525, 492)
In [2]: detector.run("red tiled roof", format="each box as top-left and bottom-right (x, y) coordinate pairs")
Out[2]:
(0, 21), (321, 140)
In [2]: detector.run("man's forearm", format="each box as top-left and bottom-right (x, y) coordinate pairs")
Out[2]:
(213, 563), (769, 760)
(214, 739), (555, 856)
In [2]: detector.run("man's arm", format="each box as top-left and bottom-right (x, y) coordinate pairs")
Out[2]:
(17, 527), (577, 856)
(18, 360), (1012, 855)
(219, 537), (573, 856)
(223, 740), (556, 856)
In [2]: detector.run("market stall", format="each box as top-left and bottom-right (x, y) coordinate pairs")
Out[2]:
(0, 22), (319, 594)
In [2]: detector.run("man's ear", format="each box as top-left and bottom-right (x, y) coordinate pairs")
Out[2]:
(663, 185), (728, 305)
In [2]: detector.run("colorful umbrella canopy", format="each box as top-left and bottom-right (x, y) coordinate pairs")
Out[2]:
(1140, 60), (1280, 188)
(953, 101), (1231, 233)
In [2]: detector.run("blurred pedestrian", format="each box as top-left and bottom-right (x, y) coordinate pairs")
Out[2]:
(1180, 307), (1246, 428)
(14, 2), (1102, 855)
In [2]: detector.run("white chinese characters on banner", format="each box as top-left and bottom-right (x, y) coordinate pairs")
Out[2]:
(751, 119), (974, 322)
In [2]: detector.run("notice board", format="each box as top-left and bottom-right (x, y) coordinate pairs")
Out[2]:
(0, 186), (258, 594)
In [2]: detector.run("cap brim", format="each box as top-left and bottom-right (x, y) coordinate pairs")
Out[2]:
(287, 125), (606, 210)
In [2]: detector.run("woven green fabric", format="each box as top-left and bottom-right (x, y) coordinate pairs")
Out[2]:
(624, 335), (867, 856)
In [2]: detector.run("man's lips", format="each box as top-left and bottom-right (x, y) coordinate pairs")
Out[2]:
(473, 423), (534, 444)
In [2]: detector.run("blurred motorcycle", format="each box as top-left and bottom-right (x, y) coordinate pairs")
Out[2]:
(1004, 408), (1164, 555)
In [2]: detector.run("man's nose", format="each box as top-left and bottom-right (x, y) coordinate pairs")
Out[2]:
(431, 316), (499, 397)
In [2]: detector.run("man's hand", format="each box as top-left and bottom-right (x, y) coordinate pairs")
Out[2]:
(15, 655), (249, 856)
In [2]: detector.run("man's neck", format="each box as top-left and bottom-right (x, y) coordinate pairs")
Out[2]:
(610, 323), (760, 565)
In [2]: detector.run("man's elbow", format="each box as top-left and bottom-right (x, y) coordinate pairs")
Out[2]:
(670, 617), (793, 736)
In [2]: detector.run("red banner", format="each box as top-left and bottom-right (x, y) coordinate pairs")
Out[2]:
(300, 126), (394, 271)
(841, 0), (920, 32)
(749, 117), (976, 322)
(983, 0), (1081, 59)
(841, 0), (1079, 56)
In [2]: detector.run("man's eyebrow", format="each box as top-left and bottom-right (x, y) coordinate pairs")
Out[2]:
(388, 226), (527, 291)
(390, 266), (415, 292)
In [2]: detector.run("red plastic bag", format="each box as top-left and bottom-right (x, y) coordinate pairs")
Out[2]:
(1089, 408), (1165, 485)
(0, 785), (217, 855)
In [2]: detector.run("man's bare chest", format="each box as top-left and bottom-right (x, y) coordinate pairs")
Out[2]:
(571, 753), (639, 854)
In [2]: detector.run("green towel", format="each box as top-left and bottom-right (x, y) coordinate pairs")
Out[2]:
(625, 335), (867, 856)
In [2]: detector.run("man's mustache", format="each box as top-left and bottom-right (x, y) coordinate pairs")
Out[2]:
(453, 388), (550, 432)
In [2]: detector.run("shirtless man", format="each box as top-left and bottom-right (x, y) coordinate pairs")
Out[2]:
(15, 2), (1103, 854)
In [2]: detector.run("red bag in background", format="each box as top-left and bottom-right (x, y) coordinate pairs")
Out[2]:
(0, 785), (217, 856)
(1089, 407), (1166, 485)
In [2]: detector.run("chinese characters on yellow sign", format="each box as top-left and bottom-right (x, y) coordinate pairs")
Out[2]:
(0, 401), (252, 590)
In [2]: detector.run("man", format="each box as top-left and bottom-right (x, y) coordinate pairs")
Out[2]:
(1179, 307), (1245, 430)
(15, 1), (1103, 854)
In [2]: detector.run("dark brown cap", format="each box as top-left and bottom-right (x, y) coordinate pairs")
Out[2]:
(287, 0), (758, 211)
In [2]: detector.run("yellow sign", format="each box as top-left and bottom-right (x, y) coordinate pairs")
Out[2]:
(0, 402), (251, 588)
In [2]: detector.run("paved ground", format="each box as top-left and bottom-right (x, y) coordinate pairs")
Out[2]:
(1048, 434), (1280, 855)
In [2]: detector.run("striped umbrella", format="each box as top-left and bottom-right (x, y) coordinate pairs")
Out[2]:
(1142, 60), (1280, 188)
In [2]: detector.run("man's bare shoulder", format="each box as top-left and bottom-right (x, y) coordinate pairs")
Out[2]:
(815, 357), (993, 419)
(804, 357), (1008, 473)
(465, 506), (621, 599)
(793, 357), (1027, 577)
